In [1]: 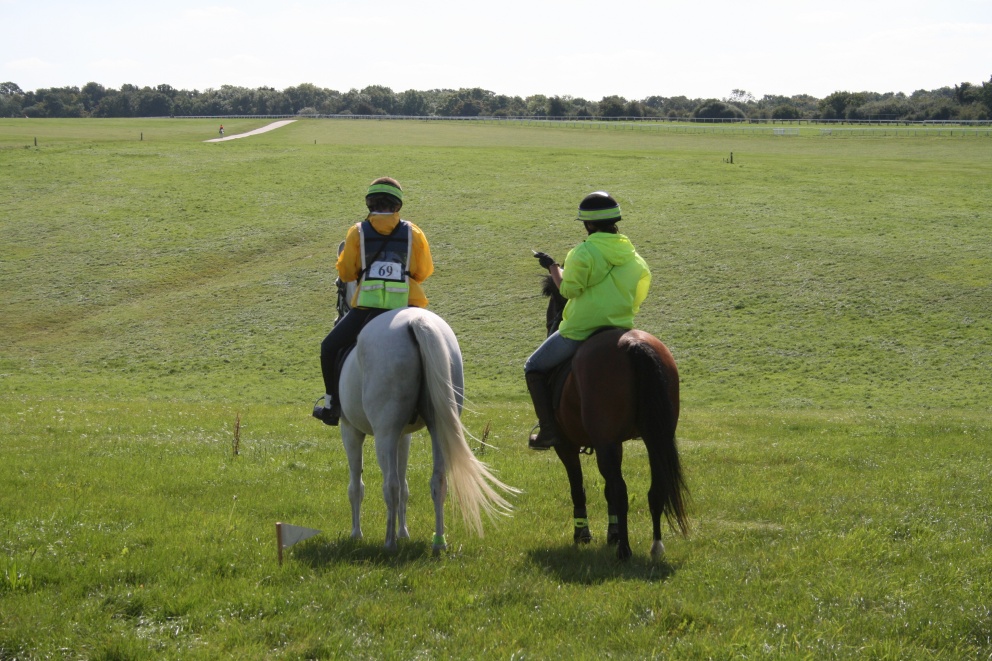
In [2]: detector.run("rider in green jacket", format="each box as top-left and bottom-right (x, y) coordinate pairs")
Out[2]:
(526, 191), (651, 450)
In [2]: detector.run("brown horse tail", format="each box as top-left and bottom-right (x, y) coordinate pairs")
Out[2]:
(624, 338), (691, 536)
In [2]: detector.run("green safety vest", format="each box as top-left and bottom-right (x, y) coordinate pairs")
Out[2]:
(356, 220), (412, 309)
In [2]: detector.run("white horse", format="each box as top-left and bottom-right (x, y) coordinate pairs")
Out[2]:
(336, 304), (516, 554)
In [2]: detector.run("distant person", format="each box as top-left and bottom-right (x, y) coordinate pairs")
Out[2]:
(219, 125), (224, 136)
(312, 177), (435, 425)
(525, 191), (651, 449)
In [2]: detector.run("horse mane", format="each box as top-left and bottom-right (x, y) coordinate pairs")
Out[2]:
(540, 274), (567, 336)
(541, 273), (557, 298)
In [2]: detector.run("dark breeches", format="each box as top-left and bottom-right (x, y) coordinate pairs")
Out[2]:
(320, 307), (387, 396)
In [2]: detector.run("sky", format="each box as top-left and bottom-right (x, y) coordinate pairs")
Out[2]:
(2, 0), (990, 101)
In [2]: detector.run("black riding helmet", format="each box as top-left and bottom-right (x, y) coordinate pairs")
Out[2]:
(577, 191), (621, 223)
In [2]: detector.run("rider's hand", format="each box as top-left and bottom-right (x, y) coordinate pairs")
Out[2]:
(534, 251), (557, 270)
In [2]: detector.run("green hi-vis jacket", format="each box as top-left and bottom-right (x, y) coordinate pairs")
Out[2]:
(557, 232), (651, 341)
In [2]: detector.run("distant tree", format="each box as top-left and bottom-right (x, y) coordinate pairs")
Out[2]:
(547, 95), (568, 117)
(818, 91), (870, 119)
(728, 89), (755, 104)
(692, 99), (745, 120)
(284, 83), (325, 113)
(771, 104), (800, 119)
(398, 89), (428, 115)
(980, 75), (992, 114)
(643, 95), (666, 110)
(79, 82), (107, 113)
(624, 100), (644, 117)
(954, 82), (978, 105)
(598, 95), (626, 117)
(362, 85), (396, 114)
(525, 94), (549, 116)
(570, 97), (596, 117)
(458, 100), (483, 116)
(847, 97), (911, 121)
(315, 89), (343, 115)
(1, 81), (24, 96)
(0, 82), (25, 117)
(135, 88), (172, 116)
(352, 98), (380, 115)
(436, 91), (463, 116)
(93, 91), (132, 117)
(491, 93), (526, 117)
(29, 87), (85, 117)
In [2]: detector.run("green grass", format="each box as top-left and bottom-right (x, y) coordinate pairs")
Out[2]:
(1, 118), (990, 658)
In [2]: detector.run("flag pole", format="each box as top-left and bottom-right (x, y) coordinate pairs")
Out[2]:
(276, 522), (284, 565)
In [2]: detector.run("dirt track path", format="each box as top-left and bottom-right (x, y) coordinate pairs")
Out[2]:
(205, 119), (297, 142)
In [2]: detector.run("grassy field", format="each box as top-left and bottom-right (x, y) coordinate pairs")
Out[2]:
(1, 118), (990, 659)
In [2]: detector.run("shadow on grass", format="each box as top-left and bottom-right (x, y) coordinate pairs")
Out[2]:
(291, 535), (434, 568)
(526, 543), (679, 584)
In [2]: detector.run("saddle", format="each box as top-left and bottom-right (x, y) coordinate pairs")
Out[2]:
(546, 358), (574, 412)
(546, 327), (617, 411)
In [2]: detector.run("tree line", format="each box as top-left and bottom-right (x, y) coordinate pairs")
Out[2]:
(2, 78), (991, 121)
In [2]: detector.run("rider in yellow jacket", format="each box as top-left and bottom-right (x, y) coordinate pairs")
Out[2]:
(336, 212), (433, 308)
(526, 191), (651, 449)
(313, 177), (434, 426)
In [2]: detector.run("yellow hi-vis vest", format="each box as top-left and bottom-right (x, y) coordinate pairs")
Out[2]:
(357, 219), (412, 309)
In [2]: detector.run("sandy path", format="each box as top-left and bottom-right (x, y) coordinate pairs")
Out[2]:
(205, 119), (297, 142)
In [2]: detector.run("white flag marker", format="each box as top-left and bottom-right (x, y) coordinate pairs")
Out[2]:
(276, 522), (321, 565)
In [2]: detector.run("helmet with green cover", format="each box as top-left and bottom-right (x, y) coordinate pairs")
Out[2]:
(365, 177), (403, 212)
(577, 191), (621, 223)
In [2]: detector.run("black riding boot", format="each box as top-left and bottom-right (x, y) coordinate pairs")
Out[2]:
(313, 354), (340, 426)
(526, 371), (559, 450)
(312, 394), (340, 426)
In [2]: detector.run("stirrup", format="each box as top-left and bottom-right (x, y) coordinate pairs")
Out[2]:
(312, 396), (340, 426)
(528, 423), (556, 450)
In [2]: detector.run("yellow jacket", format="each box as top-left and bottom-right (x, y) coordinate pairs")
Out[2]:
(336, 212), (434, 308)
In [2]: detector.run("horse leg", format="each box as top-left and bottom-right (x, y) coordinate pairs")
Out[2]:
(374, 434), (403, 551)
(397, 433), (412, 541)
(429, 429), (448, 556)
(595, 444), (631, 560)
(604, 443), (625, 546)
(645, 439), (668, 559)
(647, 486), (665, 559)
(340, 422), (366, 540)
(554, 445), (590, 544)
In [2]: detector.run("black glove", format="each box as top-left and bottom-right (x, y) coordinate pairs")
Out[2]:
(534, 251), (557, 270)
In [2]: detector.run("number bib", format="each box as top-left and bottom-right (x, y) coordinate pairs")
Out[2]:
(369, 260), (404, 282)
(357, 219), (413, 310)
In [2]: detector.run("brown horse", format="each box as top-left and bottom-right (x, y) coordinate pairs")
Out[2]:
(539, 275), (689, 560)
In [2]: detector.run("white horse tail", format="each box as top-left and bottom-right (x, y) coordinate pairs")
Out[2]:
(408, 314), (517, 536)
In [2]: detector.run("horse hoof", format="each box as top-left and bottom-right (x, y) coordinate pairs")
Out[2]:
(650, 541), (666, 559)
(574, 529), (592, 545)
(617, 544), (633, 561)
(432, 533), (447, 557)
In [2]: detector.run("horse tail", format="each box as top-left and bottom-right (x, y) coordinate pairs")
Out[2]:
(408, 314), (516, 536)
(624, 337), (690, 536)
